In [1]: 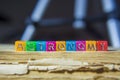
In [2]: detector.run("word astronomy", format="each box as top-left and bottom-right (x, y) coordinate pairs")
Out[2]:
(15, 41), (108, 51)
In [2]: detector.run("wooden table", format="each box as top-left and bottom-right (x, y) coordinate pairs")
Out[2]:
(0, 44), (120, 80)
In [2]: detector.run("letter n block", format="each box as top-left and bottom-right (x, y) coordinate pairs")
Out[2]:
(86, 41), (96, 51)
(97, 41), (108, 51)
(66, 41), (76, 51)
(36, 41), (46, 51)
(56, 41), (66, 51)
(76, 41), (86, 51)
(15, 41), (26, 51)
(26, 41), (36, 51)
(46, 41), (56, 51)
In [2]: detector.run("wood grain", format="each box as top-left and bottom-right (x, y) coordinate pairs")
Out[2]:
(0, 44), (120, 80)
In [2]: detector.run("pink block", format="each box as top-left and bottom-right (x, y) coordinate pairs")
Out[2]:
(46, 41), (56, 51)
(76, 41), (86, 51)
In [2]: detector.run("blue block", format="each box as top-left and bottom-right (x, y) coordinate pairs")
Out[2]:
(66, 41), (76, 51)
(36, 41), (46, 51)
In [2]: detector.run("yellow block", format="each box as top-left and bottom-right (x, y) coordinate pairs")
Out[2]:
(56, 41), (66, 51)
(86, 41), (96, 51)
(15, 41), (26, 51)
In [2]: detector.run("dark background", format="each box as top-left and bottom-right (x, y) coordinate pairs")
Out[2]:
(0, 0), (119, 45)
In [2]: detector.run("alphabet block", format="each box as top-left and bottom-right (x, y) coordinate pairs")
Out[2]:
(56, 41), (66, 51)
(36, 41), (46, 51)
(15, 41), (26, 51)
(26, 41), (36, 51)
(66, 41), (76, 51)
(97, 41), (108, 51)
(76, 41), (86, 51)
(86, 41), (96, 51)
(46, 41), (56, 51)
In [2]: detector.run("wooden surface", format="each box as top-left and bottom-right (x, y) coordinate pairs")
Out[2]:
(0, 44), (120, 80)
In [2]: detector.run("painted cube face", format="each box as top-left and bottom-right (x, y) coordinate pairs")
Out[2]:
(97, 41), (108, 51)
(66, 41), (76, 51)
(36, 41), (46, 51)
(15, 41), (26, 51)
(56, 41), (66, 51)
(46, 41), (56, 51)
(76, 41), (86, 51)
(26, 41), (36, 51)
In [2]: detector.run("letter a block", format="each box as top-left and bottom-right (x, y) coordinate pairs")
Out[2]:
(36, 41), (46, 51)
(15, 41), (26, 51)
(66, 41), (76, 51)
(26, 41), (36, 51)
(76, 41), (86, 51)
(56, 41), (66, 51)
(97, 41), (108, 51)
(46, 41), (56, 51)
(86, 41), (96, 51)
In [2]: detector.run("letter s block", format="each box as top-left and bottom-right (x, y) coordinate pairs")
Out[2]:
(76, 41), (86, 51)
(86, 41), (96, 51)
(46, 41), (56, 51)
(15, 41), (26, 51)
(97, 41), (108, 51)
(26, 41), (36, 51)
(56, 41), (66, 51)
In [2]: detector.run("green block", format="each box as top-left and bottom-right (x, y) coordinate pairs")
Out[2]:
(26, 41), (36, 51)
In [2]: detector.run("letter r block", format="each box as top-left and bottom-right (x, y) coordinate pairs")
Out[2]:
(76, 41), (86, 51)
(86, 41), (96, 51)
(15, 41), (26, 51)
(36, 41), (46, 51)
(97, 41), (108, 51)
(66, 41), (76, 51)
(46, 41), (56, 51)
(56, 41), (66, 51)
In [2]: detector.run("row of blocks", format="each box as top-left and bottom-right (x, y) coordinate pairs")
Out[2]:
(15, 41), (108, 51)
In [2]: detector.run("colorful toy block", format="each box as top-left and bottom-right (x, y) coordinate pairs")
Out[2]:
(46, 41), (56, 51)
(97, 41), (108, 51)
(76, 41), (86, 51)
(36, 41), (46, 51)
(15, 40), (108, 51)
(26, 41), (36, 51)
(15, 41), (26, 51)
(66, 41), (76, 51)
(56, 41), (66, 51)
(86, 41), (96, 51)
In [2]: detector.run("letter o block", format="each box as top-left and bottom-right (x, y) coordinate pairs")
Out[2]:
(76, 41), (86, 51)
(56, 41), (66, 51)
(15, 41), (26, 51)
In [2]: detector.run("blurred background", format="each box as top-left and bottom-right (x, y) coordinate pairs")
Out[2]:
(0, 0), (120, 48)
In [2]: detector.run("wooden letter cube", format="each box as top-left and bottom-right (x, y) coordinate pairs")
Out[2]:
(26, 41), (36, 51)
(97, 41), (108, 51)
(36, 41), (46, 51)
(66, 41), (76, 51)
(15, 41), (26, 51)
(56, 41), (66, 51)
(46, 41), (56, 51)
(86, 41), (96, 51)
(76, 41), (86, 51)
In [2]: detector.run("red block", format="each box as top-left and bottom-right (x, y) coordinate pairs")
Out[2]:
(97, 41), (108, 51)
